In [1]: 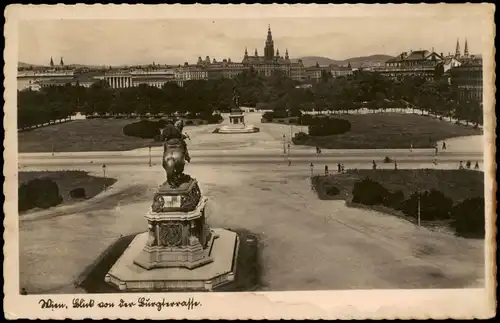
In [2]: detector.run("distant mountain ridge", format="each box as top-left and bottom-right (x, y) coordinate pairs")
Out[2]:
(19, 54), (394, 69)
(295, 55), (393, 68)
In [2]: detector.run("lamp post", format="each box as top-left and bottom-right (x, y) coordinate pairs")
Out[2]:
(102, 164), (107, 191)
(148, 145), (152, 167)
(283, 134), (286, 155)
(417, 191), (421, 227)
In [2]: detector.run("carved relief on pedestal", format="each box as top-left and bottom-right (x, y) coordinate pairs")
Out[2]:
(151, 181), (202, 213)
(159, 222), (183, 247)
(151, 195), (166, 213)
(180, 184), (201, 210)
(146, 222), (157, 246)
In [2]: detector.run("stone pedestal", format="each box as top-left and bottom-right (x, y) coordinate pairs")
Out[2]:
(134, 178), (215, 270)
(105, 176), (239, 292)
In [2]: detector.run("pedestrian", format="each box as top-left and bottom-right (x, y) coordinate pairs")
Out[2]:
(394, 160), (398, 171)
(372, 160), (377, 170)
(337, 163), (341, 173)
(459, 161), (464, 170)
(288, 159), (291, 167)
(433, 157), (438, 165)
(435, 146), (438, 156)
(474, 161), (480, 169)
(325, 165), (329, 175)
(466, 160), (471, 169)
(341, 164), (345, 173)
(442, 141), (447, 150)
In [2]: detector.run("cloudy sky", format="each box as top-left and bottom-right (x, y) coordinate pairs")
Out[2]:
(17, 5), (491, 66)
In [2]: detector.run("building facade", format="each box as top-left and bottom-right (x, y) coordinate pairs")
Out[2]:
(376, 50), (444, 81)
(330, 63), (354, 78)
(241, 25), (305, 81)
(450, 56), (483, 102)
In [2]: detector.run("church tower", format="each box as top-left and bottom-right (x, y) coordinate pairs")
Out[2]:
(49, 57), (54, 67)
(464, 39), (469, 58)
(60, 57), (64, 67)
(285, 48), (289, 60)
(455, 38), (461, 59)
(264, 25), (275, 60)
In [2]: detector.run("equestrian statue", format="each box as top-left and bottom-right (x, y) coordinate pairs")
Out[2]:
(160, 119), (192, 188)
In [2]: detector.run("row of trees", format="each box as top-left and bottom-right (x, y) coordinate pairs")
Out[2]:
(18, 67), (482, 129)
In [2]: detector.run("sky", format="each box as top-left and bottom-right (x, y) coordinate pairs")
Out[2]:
(17, 6), (490, 66)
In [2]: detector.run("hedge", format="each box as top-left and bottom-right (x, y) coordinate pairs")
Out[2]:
(123, 119), (167, 139)
(352, 178), (390, 206)
(400, 189), (453, 221)
(70, 187), (86, 199)
(451, 197), (485, 238)
(308, 117), (352, 136)
(19, 178), (63, 212)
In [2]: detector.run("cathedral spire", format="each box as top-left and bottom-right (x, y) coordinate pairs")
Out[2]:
(455, 38), (461, 58)
(255, 48), (258, 56)
(285, 48), (289, 59)
(49, 57), (54, 67)
(60, 57), (64, 66)
(464, 39), (469, 58)
(276, 48), (280, 57)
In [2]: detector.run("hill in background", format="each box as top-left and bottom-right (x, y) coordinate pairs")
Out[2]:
(295, 54), (393, 68)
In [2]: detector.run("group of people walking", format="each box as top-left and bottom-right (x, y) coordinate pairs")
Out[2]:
(323, 163), (344, 175)
(460, 160), (480, 170)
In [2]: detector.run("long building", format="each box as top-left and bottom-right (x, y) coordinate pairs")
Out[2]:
(375, 50), (444, 82)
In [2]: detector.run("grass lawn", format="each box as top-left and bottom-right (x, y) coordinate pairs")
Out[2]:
(312, 169), (484, 235)
(295, 113), (482, 149)
(18, 119), (164, 153)
(19, 170), (117, 211)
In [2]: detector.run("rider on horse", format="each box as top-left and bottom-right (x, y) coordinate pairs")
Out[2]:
(160, 119), (191, 163)
(174, 120), (191, 162)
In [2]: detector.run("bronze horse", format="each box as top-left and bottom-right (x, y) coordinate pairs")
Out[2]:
(160, 120), (190, 187)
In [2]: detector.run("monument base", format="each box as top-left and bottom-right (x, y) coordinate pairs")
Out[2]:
(216, 124), (260, 134)
(104, 228), (239, 292)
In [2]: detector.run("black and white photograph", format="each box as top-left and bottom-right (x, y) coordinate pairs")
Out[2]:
(4, 4), (496, 320)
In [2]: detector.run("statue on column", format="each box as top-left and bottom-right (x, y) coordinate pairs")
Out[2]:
(232, 87), (240, 109)
(160, 119), (192, 188)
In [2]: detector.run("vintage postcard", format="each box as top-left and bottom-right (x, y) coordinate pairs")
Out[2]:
(3, 3), (496, 320)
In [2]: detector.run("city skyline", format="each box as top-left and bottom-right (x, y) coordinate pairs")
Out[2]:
(19, 16), (486, 67)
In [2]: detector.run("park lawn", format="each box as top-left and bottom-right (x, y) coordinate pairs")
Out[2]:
(297, 113), (482, 149)
(18, 119), (164, 153)
(19, 170), (117, 207)
(312, 169), (484, 235)
(313, 169), (484, 203)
